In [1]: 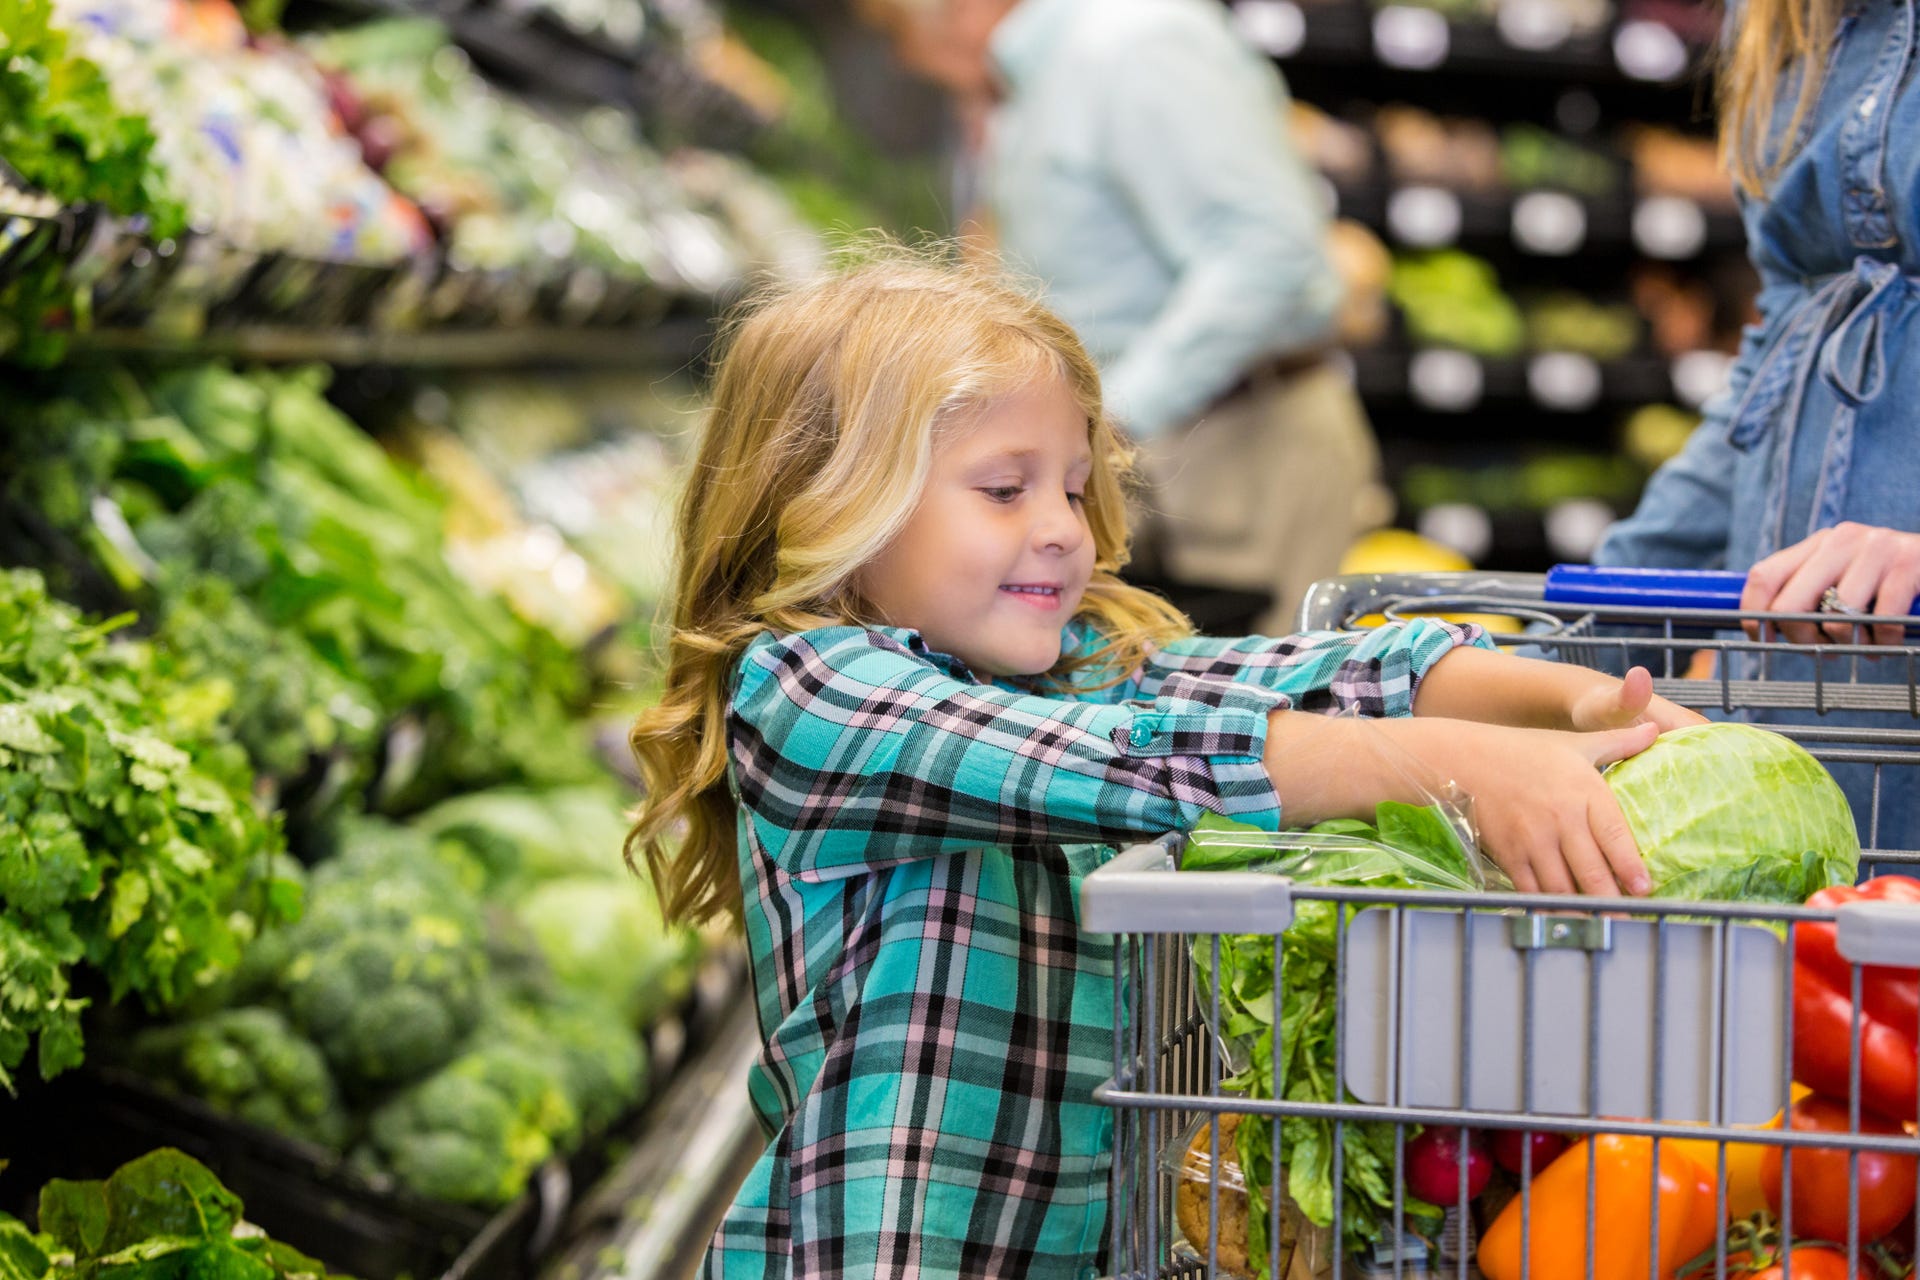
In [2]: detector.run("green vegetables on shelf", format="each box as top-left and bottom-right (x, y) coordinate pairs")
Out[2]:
(126, 805), (678, 1208)
(0, 362), (597, 811)
(0, 0), (183, 362)
(128, 1006), (350, 1149)
(0, 568), (294, 1091)
(1388, 251), (1524, 358)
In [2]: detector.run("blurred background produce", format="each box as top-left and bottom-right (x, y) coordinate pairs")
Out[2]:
(0, 0), (1760, 1275)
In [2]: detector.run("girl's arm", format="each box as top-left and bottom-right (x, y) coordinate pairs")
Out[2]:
(1124, 618), (1486, 717)
(1262, 707), (1662, 897)
(1410, 646), (1707, 733)
(732, 627), (1292, 882)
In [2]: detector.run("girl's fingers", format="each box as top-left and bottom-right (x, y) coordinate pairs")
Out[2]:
(1505, 862), (1540, 894)
(1558, 825), (1621, 897)
(1588, 792), (1649, 895)
(1575, 721), (1658, 769)
(1615, 666), (1653, 721)
(1529, 846), (1575, 897)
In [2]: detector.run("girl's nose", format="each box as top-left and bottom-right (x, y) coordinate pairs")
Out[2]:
(1036, 493), (1087, 555)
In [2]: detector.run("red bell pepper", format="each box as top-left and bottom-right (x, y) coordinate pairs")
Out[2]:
(1795, 877), (1920, 1123)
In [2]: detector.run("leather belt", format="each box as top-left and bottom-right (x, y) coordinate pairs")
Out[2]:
(1215, 346), (1334, 407)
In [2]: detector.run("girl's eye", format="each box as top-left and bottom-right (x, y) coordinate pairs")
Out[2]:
(981, 486), (1023, 503)
(1067, 492), (1086, 507)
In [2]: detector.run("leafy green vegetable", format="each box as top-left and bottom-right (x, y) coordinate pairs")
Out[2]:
(1183, 804), (1481, 1268)
(516, 876), (693, 1026)
(0, 0), (183, 362)
(0, 1215), (50, 1280)
(0, 364), (597, 809)
(0, 569), (293, 1090)
(1606, 722), (1859, 902)
(24, 1149), (348, 1280)
(413, 784), (635, 888)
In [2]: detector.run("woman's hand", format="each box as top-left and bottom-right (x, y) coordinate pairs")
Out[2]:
(1435, 718), (1658, 897)
(1739, 522), (1920, 646)
(1569, 666), (1710, 735)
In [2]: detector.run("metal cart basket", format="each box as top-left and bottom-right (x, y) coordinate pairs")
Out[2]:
(1081, 573), (1920, 1280)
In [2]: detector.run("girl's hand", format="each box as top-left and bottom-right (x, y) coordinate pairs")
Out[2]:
(1568, 666), (1710, 735)
(1442, 719), (1660, 897)
(1739, 522), (1920, 646)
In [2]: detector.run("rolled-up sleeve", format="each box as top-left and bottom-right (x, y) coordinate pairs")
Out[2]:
(1118, 618), (1492, 718)
(728, 628), (1288, 882)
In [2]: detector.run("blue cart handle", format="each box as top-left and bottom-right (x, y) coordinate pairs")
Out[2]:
(1546, 565), (1920, 615)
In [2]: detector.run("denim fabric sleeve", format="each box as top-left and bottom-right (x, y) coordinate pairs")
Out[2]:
(1595, 297), (1778, 569)
(1092, 14), (1343, 439)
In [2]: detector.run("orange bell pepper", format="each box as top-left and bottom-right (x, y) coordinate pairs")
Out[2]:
(1665, 1084), (1812, 1223)
(1478, 1135), (1718, 1280)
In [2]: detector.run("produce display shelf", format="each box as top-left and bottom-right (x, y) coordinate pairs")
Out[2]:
(289, 0), (770, 149)
(1230, 0), (1713, 87)
(0, 954), (750, 1280)
(1330, 179), (1745, 261)
(1349, 346), (1720, 415)
(69, 316), (717, 369)
(539, 997), (765, 1280)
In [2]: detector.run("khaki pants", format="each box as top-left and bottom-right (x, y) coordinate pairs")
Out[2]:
(1132, 363), (1387, 635)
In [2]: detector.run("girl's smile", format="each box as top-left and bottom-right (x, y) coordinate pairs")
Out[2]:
(856, 372), (1097, 676)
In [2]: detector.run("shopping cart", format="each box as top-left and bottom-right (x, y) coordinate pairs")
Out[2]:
(1082, 572), (1920, 1280)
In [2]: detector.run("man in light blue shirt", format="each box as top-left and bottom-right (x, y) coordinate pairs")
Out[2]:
(870, 0), (1385, 631)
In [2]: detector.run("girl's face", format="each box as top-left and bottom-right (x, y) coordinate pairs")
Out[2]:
(858, 374), (1097, 677)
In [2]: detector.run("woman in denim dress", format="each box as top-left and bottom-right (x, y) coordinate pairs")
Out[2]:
(1598, 0), (1920, 855)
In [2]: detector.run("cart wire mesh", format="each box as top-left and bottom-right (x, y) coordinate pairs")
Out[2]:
(1084, 573), (1920, 1280)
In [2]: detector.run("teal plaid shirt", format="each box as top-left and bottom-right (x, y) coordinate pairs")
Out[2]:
(706, 620), (1483, 1280)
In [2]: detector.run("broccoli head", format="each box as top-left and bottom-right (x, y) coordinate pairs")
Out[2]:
(129, 1008), (348, 1149)
(355, 1043), (578, 1207)
(488, 1000), (649, 1136)
(277, 919), (485, 1093)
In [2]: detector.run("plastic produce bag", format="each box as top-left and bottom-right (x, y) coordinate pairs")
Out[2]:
(1164, 1113), (1332, 1280)
(1177, 713), (1504, 1268)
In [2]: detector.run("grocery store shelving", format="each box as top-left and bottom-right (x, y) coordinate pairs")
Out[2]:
(1331, 178), (1742, 261)
(70, 315), (716, 369)
(290, 0), (772, 150)
(1350, 345), (1731, 415)
(1231, 0), (1719, 119)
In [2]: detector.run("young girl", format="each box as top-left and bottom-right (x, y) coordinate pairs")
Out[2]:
(627, 254), (1704, 1280)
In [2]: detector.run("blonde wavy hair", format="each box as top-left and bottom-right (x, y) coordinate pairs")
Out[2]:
(626, 250), (1191, 927)
(1719, 0), (1841, 196)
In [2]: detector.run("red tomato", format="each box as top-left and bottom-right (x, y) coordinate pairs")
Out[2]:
(1758, 1097), (1918, 1244)
(1728, 1245), (1862, 1279)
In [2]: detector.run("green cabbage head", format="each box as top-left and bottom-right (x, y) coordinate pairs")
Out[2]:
(1605, 722), (1859, 903)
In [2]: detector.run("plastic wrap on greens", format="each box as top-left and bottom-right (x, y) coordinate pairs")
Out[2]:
(1181, 803), (1488, 1268)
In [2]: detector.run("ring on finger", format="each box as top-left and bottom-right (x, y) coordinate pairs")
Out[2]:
(1818, 586), (1865, 616)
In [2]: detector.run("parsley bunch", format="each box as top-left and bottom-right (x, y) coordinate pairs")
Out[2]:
(0, 568), (292, 1090)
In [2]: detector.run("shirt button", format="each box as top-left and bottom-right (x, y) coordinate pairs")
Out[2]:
(1129, 723), (1154, 747)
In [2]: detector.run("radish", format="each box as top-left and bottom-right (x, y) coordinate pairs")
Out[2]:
(1403, 1127), (1491, 1206)
(1489, 1128), (1570, 1178)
